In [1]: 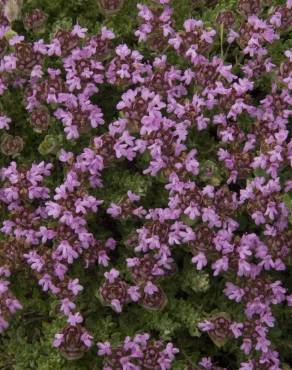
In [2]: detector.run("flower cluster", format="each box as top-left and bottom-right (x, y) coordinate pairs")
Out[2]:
(97, 333), (178, 370)
(0, 0), (292, 368)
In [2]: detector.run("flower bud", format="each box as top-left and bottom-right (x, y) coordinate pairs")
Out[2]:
(237, 0), (261, 16)
(216, 11), (235, 29)
(139, 285), (167, 311)
(30, 106), (50, 133)
(58, 325), (88, 360)
(98, 0), (124, 16)
(23, 9), (47, 33)
(0, 134), (23, 156)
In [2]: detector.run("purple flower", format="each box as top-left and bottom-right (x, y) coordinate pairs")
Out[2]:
(67, 312), (83, 326)
(72, 24), (87, 38)
(144, 281), (159, 295)
(53, 333), (64, 347)
(81, 331), (93, 347)
(224, 282), (245, 302)
(107, 203), (122, 217)
(0, 114), (11, 130)
(60, 298), (76, 316)
(192, 252), (207, 270)
(111, 298), (122, 313)
(67, 279), (83, 296)
(198, 320), (215, 332)
(104, 268), (119, 283)
(127, 286), (141, 302)
(230, 322), (243, 338)
(0, 280), (9, 294)
(55, 241), (79, 264)
(97, 341), (112, 356)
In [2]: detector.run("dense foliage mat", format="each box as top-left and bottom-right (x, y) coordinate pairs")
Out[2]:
(0, 0), (292, 369)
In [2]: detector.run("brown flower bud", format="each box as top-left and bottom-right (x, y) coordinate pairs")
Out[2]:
(54, 29), (79, 57)
(23, 8), (47, 32)
(91, 133), (116, 167)
(30, 106), (50, 132)
(15, 42), (43, 73)
(104, 347), (130, 370)
(98, 0), (124, 16)
(0, 237), (29, 271)
(146, 30), (169, 53)
(99, 278), (129, 309)
(59, 325), (88, 360)
(139, 285), (167, 311)
(129, 254), (158, 284)
(89, 35), (113, 61)
(207, 312), (232, 347)
(71, 107), (91, 134)
(274, 5), (292, 29)
(1, 134), (23, 156)
(142, 341), (163, 369)
(216, 11), (235, 29)
(237, 0), (261, 17)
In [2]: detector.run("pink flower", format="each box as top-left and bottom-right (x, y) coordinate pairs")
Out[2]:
(230, 322), (243, 338)
(53, 333), (64, 347)
(67, 312), (83, 325)
(9, 35), (24, 45)
(107, 203), (122, 217)
(72, 24), (87, 38)
(81, 332), (93, 347)
(127, 286), (141, 302)
(68, 279), (83, 296)
(39, 274), (53, 292)
(101, 26), (115, 40)
(198, 320), (214, 332)
(212, 256), (229, 276)
(59, 149), (74, 163)
(111, 299), (122, 313)
(55, 241), (79, 264)
(116, 44), (131, 58)
(192, 252), (207, 270)
(45, 201), (62, 218)
(0, 114), (11, 130)
(0, 280), (9, 294)
(224, 282), (245, 302)
(144, 281), (159, 295)
(97, 341), (112, 356)
(227, 29), (239, 43)
(127, 190), (140, 202)
(60, 298), (76, 316)
(241, 338), (252, 355)
(104, 268), (119, 283)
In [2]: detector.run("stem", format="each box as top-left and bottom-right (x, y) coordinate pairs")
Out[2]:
(220, 23), (224, 59)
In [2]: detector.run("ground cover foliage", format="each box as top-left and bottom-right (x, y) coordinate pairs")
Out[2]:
(0, 0), (292, 369)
